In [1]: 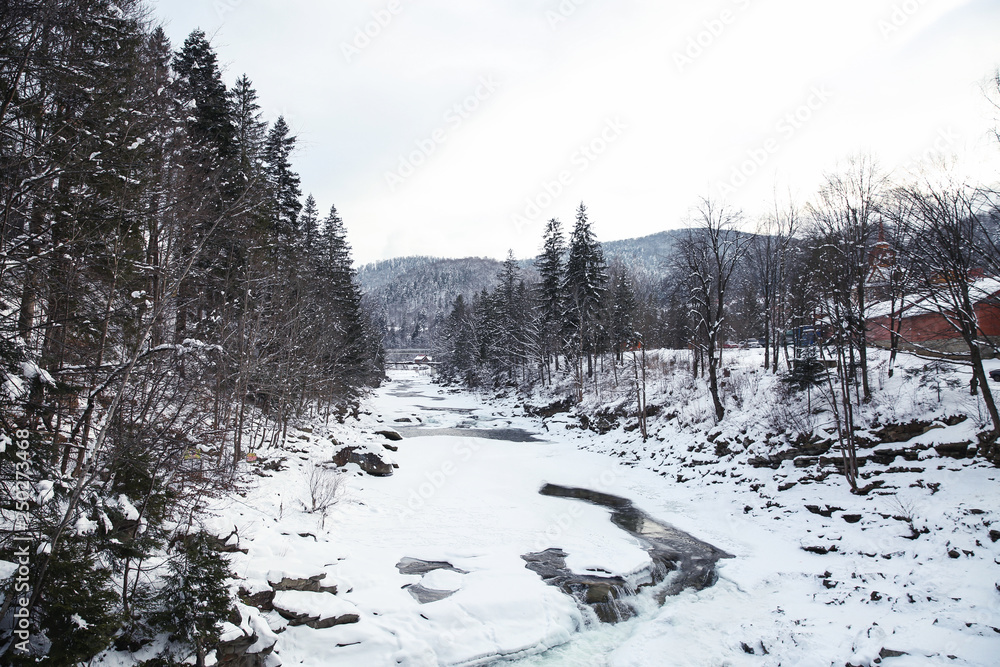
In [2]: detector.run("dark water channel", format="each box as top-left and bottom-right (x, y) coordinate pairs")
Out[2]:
(524, 484), (733, 624)
(385, 376), (546, 442)
(394, 426), (545, 443)
(383, 373), (734, 663)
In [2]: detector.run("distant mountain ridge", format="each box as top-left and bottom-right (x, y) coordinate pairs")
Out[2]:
(357, 229), (686, 348)
(358, 256), (505, 348)
(602, 229), (684, 281)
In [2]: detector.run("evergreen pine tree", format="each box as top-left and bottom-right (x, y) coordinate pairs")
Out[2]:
(537, 219), (566, 321)
(173, 30), (236, 171)
(536, 218), (566, 379)
(263, 116), (303, 259)
(32, 540), (122, 665)
(229, 74), (267, 186)
(564, 203), (608, 386)
(610, 268), (638, 362)
(152, 533), (234, 667)
(315, 205), (369, 404)
(300, 194), (320, 252)
(171, 30), (243, 340)
(492, 251), (523, 385)
(440, 294), (479, 386)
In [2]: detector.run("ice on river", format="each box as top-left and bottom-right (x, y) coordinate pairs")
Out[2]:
(203, 371), (712, 665)
(199, 368), (999, 667)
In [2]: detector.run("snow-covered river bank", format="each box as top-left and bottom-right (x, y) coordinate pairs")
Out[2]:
(206, 368), (1000, 666)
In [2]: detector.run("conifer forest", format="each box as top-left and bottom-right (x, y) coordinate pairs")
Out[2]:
(2, 2), (1000, 666)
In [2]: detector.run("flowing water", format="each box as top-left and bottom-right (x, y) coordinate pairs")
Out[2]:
(381, 373), (731, 665)
(395, 426), (545, 442)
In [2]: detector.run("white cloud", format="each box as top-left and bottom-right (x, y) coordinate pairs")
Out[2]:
(154, 0), (1000, 263)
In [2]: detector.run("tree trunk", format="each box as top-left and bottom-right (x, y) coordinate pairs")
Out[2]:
(856, 282), (871, 401)
(969, 341), (1000, 436)
(707, 338), (724, 421)
(887, 296), (902, 378)
(17, 206), (45, 341)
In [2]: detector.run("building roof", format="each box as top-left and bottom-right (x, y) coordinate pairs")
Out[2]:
(867, 277), (1000, 320)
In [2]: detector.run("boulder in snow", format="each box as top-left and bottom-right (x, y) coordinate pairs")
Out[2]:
(332, 444), (395, 476)
(272, 590), (360, 629)
(267, 572), (337, 594)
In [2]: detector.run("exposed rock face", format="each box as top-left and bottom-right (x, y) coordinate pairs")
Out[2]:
(268, 573), (338, 594)
(240, 573), (338, 612)
(805, 505), (844, 518)
(748, 417), (972, 469)
(217, 636), (270, 667)
(217, 632), (276, 667)
(307, 613), (361, 629)
(271, 590), (361, 629)
(524, 397), (575, 418)
(523, 485), (732, 624)
(375, 429), (403, 441)
(934, 441), (973, 458)
(874, 420), (940, 443)
(870, 446), (927, 464)
(238, 586), (276, 611)
(395, 557), (467, 576)
(522, 548), (635, 624)
(271, 602), (360, 629)
(216, 606), (278, 666)
(332, 445), (395, 476)
(748, 438), (833, 469)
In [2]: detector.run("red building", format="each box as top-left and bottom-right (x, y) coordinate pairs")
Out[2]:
(867, 278), (1000, 357)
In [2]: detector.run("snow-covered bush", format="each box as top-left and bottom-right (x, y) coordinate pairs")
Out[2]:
(305, 466), (345, 527)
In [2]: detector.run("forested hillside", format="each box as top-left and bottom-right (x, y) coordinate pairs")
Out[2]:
(602, 230), (682, 282)
(2, 1), (1000, 665)
(0, 1), (382, 662)
(430, 174), (1000, 483)
(357, 229), (682, 352)
(358, 256), (505, 349)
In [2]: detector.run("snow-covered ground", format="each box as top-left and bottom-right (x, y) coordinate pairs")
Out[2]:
(518, 348), (1000, 666)
(114, 349), (1000, 666)
(208, 370), (689, 666)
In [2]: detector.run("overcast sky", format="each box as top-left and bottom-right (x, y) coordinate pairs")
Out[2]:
(152, 0), (1000, 264)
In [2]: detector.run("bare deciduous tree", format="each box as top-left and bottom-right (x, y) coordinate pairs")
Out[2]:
(809, 154), (889, 403)
(890, 178), (1000, 463)
(751, 191), (800, 373)
(676, 198), (752, 421)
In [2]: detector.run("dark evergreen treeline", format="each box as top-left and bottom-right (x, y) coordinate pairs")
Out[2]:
(0, 1), (382, 662)
(358, 256), (506, 349)
(356, 235), (682, 354)
(437, 203), (673, 396)
(434, 160), (1000, 478)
